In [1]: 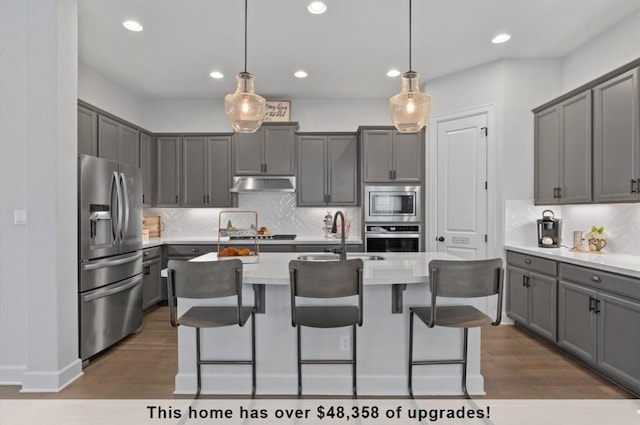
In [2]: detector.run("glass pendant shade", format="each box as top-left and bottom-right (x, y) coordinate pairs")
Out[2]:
(389, 71), (431, 133)
(224, 72), (266, 133)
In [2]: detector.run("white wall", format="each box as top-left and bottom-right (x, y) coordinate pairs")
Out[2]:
(0, 0), (82, 390)
(562, 9), (640, 91)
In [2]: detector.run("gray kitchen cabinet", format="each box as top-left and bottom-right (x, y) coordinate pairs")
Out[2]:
(506, 251), (558, 341)
(233, 123), (298, 175)
(78, 105), (98, 156)
(297, 133), (358, 206)
(558, 263), (640, 394)
(97, 114), (140, 167)
(142, 247), (162, 311)
(182, 136), (233, 207)
(139, 132), (154, 206)
(593, 67), (640, 202)
(156, 136), (181, 207)
(534, 90), (592, 205)
(362, 128), (423, 183)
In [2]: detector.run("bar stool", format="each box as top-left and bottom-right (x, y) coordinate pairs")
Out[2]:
(167, 259), (256, 398)
(289, 259), (363, 397)
(408, 258), (504, 398)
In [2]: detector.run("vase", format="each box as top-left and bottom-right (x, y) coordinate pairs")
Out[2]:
(588, 239), (607, 252)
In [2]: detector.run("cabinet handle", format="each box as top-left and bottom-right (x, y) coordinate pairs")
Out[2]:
(631, 179), (637, 194)
(525, 276), (531, 287)
(192, 248), (200, 253)
(524, 258), (532, 264)
(175, 195), (178, 203)
(588, 296), (595, 312)
(522, 276), (527, 287)
(143, 251), (150, 257)
(595, 299), (601, 314)
(553, 187), (557, 198)
(557, 187), (562, 198)
(389, 170), (393, 180)
(142, 194), (145, 203)
(590, 275), (601, 283)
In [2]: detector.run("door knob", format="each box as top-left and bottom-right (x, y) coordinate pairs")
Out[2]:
(437, 236), (445, 242)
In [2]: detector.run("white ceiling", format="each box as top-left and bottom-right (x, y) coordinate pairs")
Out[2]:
(78, 0), (640, 100)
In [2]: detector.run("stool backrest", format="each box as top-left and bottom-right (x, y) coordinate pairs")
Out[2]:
(167, 259), (243, 327)
(289, 258), (363, 298)
(429, 258), (503, 298)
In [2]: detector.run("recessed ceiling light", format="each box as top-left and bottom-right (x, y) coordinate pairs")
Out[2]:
(122, 20), (143, 32)
(387, 69), (401, 77)
(307, 1), (327, 15)
(294, 70), (308, 78)
(209, 71), (224, 79)
(492, 33), (511, 44)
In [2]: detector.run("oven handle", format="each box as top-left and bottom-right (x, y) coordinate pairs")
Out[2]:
(365, 233), (421, 239)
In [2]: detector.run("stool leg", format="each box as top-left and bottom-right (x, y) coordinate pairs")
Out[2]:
(251, 311), (256, 398)
(461, 327), (469, 399)
(408, 310), (414, 398)
(352, 324), (357, 398)
(297, 325), (302, 398)
(195, 327), (202, 399)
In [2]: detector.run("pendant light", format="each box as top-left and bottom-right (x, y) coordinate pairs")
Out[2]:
(389, 0), (431, 133)
(224, 0), (266, 133)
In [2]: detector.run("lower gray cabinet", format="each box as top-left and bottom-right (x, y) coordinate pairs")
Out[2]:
(506, 251), (558, 341)
(559, 263), (640, 394)
(142, 247), (162, 311)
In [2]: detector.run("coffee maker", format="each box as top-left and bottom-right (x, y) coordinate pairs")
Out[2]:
(537, 209), (562, 248)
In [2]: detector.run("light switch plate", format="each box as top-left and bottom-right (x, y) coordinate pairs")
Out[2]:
(14, 209), (27, 225)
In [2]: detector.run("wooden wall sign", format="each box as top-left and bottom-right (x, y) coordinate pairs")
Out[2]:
(264, 100), (291, 122)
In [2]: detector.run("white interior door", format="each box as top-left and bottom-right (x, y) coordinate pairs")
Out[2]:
(435, 113), (488, 259)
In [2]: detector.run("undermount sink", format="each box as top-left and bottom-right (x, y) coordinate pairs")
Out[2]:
(296, 253), (385, 261)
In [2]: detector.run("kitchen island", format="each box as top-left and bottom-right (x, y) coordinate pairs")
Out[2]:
(172, 252), (491, 396)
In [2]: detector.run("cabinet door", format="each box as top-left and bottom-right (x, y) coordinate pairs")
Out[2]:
(156, 137), (180, 206)
(328, 135), (358, 205)
(119, 124), (140, 167)
(78, 105), (98, 156)
(297, 136), (328, 206)
(139, 133), (154, 206)
(506, 266), (528, 324)
(97, 115), (120, 162)
(142, 258), (162, 310)
(597, 292), (640, 393)
(528, 271), (557, 341)
(558, 280), (597, 366)
(264, 126), (295, 175)
(392, 131), (422, 182)
(233, 131), (264, 175)
(181, 137), (208, 207)
(593, 68), (639, 202)
(534, 105), (561, 205)
(561, 91), (592, 203)
(207, 136), (233, 207)
(362, 130), (393, 182)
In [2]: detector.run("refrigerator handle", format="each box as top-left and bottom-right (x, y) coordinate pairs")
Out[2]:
(113, 170), (123, 244)
(120, 172), (130, 239)
(109, 171), (119, 245)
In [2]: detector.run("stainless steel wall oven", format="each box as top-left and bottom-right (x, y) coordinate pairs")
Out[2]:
(365, 224), (421, 252)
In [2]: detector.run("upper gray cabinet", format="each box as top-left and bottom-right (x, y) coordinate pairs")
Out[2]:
(593, 67), (639, 202)
(361, 128), (423, 183)
(182, 136), (233, 207)
(534, 91), (592, 205)
(97, 114), (140, 167)
(78, 105), (98, 156)
(139, 132), (154, 206)
(233, 123), (298, 175)
(297, 134), (358, 206)
(156, 136), (180, 207)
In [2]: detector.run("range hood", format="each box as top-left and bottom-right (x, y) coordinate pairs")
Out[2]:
(229, 176), (296, 193)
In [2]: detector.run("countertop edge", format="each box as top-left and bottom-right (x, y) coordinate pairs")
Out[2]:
(143, 237), (363, 248)
(504, 245), (640, 278)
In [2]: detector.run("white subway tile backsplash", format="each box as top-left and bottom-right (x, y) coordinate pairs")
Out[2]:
(145, 193), (360, 239)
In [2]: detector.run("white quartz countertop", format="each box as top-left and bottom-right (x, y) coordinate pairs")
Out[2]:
(143, 236), (362, 248)
(505, 245), (640, 278)
(187, 251), (460, 286)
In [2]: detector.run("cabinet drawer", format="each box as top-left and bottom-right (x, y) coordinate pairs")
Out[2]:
(559, 263), (640, 301)
(142, 246), (162, 260)
(507, 251), (557, 276)
(166, 244), (215, 258)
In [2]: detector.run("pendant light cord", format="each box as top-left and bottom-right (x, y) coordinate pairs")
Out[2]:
(408, 0), (413, 72)
(244, 0), (248, 73)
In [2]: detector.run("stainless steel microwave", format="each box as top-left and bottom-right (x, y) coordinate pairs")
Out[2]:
(364, 185), (421, 222)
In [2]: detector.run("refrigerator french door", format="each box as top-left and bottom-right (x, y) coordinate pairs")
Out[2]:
(78, 155), (143, 361)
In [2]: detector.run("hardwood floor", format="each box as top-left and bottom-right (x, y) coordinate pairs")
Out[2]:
(0, 307), (633, 399)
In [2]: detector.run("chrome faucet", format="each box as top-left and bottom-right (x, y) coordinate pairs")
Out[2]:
(331, 210), (347, 260)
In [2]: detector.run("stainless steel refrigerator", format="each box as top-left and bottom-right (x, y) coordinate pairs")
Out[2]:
(78, 154), (143, 361)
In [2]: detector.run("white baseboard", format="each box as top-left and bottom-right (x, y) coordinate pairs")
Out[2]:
(19, 359), (83, 392)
